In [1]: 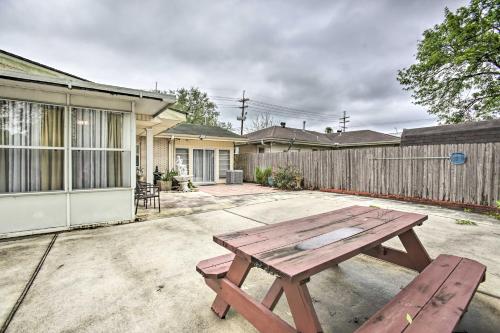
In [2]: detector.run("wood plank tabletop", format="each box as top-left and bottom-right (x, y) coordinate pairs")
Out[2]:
(214, 206), (427, 282)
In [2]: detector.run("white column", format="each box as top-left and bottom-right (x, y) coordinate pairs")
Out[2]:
(130, 102), (136, 220)
(168, 136), (175, 171)
(146, 128), (154, 184)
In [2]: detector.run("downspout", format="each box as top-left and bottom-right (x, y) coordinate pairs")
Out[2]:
(286, 138), (296, 152)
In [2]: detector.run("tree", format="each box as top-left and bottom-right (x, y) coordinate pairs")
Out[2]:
(325, 126), (333, 134)
(247, 112), (275, 132)
(398, 0), (499, 123)
(169, 87), (234, 130)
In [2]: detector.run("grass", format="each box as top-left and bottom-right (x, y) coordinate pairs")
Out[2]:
(455, 219), (477, 226)
(369, 205), (380, 208)
(484, 211), (500, 220)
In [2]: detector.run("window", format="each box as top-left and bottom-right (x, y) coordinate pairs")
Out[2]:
(71, 107), (131, 189)
(218, 150), (230, 178)
(175, 148), (189, 172)
(136, 144), (140, 167)
(0, 99), (64, 193)
(258, 147), (266, 153)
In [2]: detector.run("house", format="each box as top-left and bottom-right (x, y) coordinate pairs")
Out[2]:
(138, 123), (246, 184)
(0, 49), (186, 237)
(238, 122), (399, 153)
(401, 119), (500, 146)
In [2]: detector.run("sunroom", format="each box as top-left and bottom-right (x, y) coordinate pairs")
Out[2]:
(0, 70), (184, 237)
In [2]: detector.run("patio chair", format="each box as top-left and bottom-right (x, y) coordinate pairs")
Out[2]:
(135, 181), (160, 214)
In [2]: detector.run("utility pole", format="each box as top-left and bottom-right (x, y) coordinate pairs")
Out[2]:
(339, 110), (350, 132)
(237, 90), (249, 135)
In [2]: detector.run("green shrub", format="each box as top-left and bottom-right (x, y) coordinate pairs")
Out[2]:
(255, 167), (264, 185)
(161, 169), (178, 181)
(273, 166), (302, 190)
(255, 167), (272, 185)
(455, 219), (477, 226)
(262, 167), (272, 185)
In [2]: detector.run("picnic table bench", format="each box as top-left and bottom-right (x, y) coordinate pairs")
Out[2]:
(196, 205), (486, 333)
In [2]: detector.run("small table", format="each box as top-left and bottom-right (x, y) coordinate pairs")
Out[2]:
(207, 205), (431, 333)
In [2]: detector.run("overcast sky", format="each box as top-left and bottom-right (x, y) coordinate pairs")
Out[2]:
(0, 0), (467, 134)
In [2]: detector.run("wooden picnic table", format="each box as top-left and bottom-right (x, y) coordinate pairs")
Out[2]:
(201, 205), (434, 333)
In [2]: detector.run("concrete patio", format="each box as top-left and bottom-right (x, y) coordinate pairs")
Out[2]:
(1, 188), (500, 332)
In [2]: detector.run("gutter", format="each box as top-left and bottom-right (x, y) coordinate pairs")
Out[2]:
(160, 133), (247, 143)
(0, 71), (176, 103)
(333, 140), (401, 147)
(246, 138), (334, 147)
(244, 138), (400, 148)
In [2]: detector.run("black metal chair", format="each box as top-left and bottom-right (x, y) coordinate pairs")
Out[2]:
(135, 181), (160, 214)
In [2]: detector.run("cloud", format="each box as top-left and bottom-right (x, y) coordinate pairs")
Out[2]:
(0, 0), (467, 133)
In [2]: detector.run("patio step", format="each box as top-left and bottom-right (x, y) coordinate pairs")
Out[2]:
(196, 253), (235, 279)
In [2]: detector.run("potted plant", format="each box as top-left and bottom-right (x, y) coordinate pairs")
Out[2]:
(136, 167), (144, 181)
(188, 179), (199, 192)
(159, 169), (178, 191)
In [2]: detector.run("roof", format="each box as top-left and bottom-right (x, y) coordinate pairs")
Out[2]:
(164, 123), (244, 140)
(245, 126), (399, 147)
(246, 126), (333, 145)
(0, 49), (181, 117)
(401, 119), (500, 146)
(0, 49), (88, 81)
(327, 130), (400, 145)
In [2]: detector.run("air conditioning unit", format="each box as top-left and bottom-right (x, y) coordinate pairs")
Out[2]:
(226, 170), (243, 184)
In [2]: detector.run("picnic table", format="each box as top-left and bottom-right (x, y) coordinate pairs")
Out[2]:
(197, 205), (486, 333)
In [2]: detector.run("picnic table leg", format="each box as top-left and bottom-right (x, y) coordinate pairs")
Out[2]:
(283, 280), (323, 333)
(211, 255), (251, 318)
(398, 229), (432, 272)
(262, 278), (284, 311)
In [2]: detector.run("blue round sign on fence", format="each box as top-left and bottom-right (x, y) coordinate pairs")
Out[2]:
(449, 152), (466, 165)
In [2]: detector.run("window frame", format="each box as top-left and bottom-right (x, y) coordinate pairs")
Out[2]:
(70, 107), (132, 191)
(0, 98), (66, 194)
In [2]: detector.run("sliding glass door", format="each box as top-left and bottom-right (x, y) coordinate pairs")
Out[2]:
(193, 149), (214, 183)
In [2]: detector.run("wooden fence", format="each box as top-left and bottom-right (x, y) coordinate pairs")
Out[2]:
(235, 143), (500, 207)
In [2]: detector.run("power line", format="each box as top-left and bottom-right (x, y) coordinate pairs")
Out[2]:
(349, 118), (436, 128)
(211, 94), (341, 118)
(247, 105), (339, 122)
(249, 100), (341, 118)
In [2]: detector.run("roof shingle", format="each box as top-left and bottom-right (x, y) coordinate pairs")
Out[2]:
(245, 126), (399, 146)
(401, 119), (500, 146)
(164, 123), (244, 139)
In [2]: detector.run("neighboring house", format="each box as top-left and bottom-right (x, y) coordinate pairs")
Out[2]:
(401, 119), (500, 146)
(238, 122), (399, 153)
(138, 123), (246, 184)
(0, 49), (186, 237)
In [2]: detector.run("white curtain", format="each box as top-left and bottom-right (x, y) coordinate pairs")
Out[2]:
(193, 149), (214, 183)
(204, 150), (214, 182)
(0, 99), (64, 193)
(71, 108), (126, 189)
(218, 150), (230, 178)
(193, 149), (204, 182)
